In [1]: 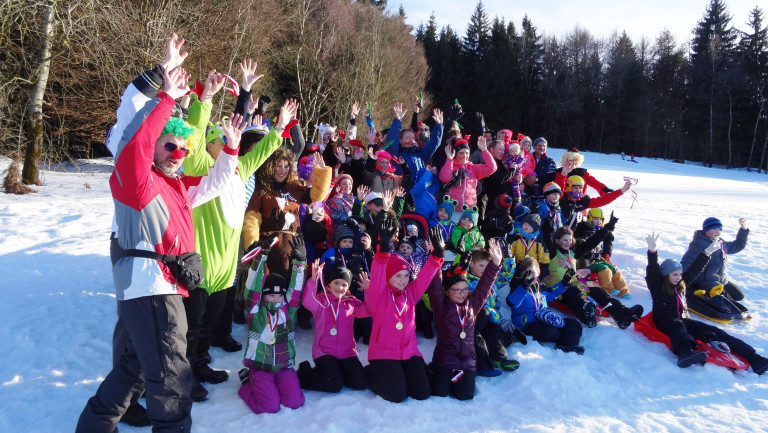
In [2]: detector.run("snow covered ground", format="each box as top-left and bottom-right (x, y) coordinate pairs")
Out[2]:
(1, 150), (768, 433)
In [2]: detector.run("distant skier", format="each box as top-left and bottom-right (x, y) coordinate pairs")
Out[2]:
(630, 153), (637, 163)
(621, 152), (625, 160)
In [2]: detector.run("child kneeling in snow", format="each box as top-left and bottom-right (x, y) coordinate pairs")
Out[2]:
(238, 238), (307, 414)
(297, 261), (370, 392)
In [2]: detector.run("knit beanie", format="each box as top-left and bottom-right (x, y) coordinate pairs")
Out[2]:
(702, 217), (723, 232)
(454, 136), (470, 152)
(399, 239), (417, 252)
(262, 273), (288, 296)
(496, 194), (515, 210)
(533, 137), (547, 147)
(323, 266), (353, 287)
(508, 143), (520, 153)
(437, 201), (455, 217)
(386, 254), (410, 280)
(660, 259), (683, 277)
(520, 136), (532, 147)
(512, 205), (530, 221)
(376, 150), (392, 161)
(334, 224), (355, 247)
(461, 210), (478, 225)
(522, 214), (541, 232)
(365, 191), (384, 206)
(543, 182), (562, 197)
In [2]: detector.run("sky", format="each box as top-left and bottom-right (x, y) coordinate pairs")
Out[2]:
(392, 0), (763, 46)
(3, 150), (768, 432)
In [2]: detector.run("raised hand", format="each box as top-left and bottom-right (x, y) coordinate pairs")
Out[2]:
(603, 211), (619, 231)
(432, 108), (443, 125)
(444, 144), (455, 160)
(276, 98), (299, 131)
(561, 159), (575, 176)
(447, 102), (464, 122)
(365, 126), (377, 145)
(246, 94), (258, 115)
(334, 145), (347, 164)
(200, 70), (225, 103)
(350, 101), (360, 118)
(221, 113), (248, 149)
(522, 269), (535, 288)
(393, 102), (407, 120)
(428, 225), (445, 258)
(376, 214), (397, 252)
(645, 232), (659, 252)
(252, 114), (263, 128)
(413, 96), (421, 113)
(704, 237), (722, 255)
(239, 59), (264, 92)
(358, 271), (371, 291)
(352, 146), (365, 160)
(738, 217), (748, 230)
(620, 180), (632, 194)
(163, 66), (190, 100)
(382, 189), (394, 211)
(356, 185), (369, 201)
(395, 186), (406, 198)
(289, 236), (307, 262)
(487, 238), (502, 266)
(311, 259), (324, 281)
(161, 33), (188, 71)
(477, 136), (488, 152)
(561, 268), (576, 285)
(360, 233), (372, 251)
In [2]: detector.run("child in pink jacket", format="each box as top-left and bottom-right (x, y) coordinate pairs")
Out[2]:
(439, 136), (497, 219)
(366, 214), (444, 403)
(297, 261), (370, 393)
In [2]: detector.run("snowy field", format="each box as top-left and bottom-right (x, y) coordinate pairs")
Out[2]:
(1, 149), (768, 433)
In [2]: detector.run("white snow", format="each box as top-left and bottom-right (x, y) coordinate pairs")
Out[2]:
(1, 150), (768, 433)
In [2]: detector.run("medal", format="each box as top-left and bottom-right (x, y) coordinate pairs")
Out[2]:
(267, 310), (280, 345)
(456, 300), (469, 340)
(459, 331), (466, 339)
(391, 290), (408, 331)
(320, 269), (344, 335)
(268, 336), (276, 344)
(396, 321), (403, 330)
(330, 327), (337, 336)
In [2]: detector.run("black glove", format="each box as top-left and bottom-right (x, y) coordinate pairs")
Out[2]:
(601, 186), (614, 194)
(375, 214), (397, 252)
(522, 269), (536, 288)
(447, 102), (464, 123)
(256, 95), (272, 116)
(289, 236), (306, 262)
(428, 226), (445, 258)
(345, 217), (362, 235)
(474, 112), (486, 133)
(561, 268), (576, 286)
(246, 237), (276, 254)
(603, 211), (619, 232)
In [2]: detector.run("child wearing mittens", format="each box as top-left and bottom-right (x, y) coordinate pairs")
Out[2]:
(428, 237), (508, 399)
(238, 238), (307, 414)
(366, 213), (444, 403)
(297, 261), (370, 392)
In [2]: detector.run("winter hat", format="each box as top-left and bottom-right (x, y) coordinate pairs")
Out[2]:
(520, 136), (533, 147)
(336, 173), (353, 187)
(461, 210), (478, 225)
(437, 201), (455, 218)
(386, 254), (411, 280)
(376, 150), (392, 161)
(498, 129), (513, 144)
(702, 217), (723, 232)
(262, 273), (288, 296)
(399, 238), (417, 252)
(660, 259), (683, 277)
(533, 137), (548, 147)
(454, 135), (470, 152)
(323, 266), (353, 287)
(243, 123), (269, 135)
(334, 224), (355, 247)
(297, 156), (313, 181)
(543, 182), (562, 197)
(512, 205), (530, 221)
(496, 194), (515, 210)
(508, 143), (520, 153)
(522, 214), (541, 232)
(364, 191), (384, 206)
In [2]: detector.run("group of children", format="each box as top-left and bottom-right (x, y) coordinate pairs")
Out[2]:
(103, 37), (767, 424)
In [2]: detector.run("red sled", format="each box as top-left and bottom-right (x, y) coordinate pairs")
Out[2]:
(549, 300), (611, 318)
(633, 313), (749, 370)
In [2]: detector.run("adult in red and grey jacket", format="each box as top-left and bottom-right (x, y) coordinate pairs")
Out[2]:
(76, 64), (245, 433)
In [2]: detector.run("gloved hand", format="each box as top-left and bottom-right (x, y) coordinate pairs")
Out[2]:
(603, 211), (619, 231)
(704, 237), (721, 255)
(522, 269), (536, 288)
(428, 225), (445, 258)
(289, 236), (306, 262)
(601, 186), (614, 194)
(375, 214), (397, 253)
(498, 318), (517, 334)
(447, 102), (464, 123)
(561, 268), (576, 286)
(645, 232), (658, 252)
(256, 95), (272, 116)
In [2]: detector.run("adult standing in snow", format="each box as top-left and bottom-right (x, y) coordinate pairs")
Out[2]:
(76, 57), (246, 431)
(680, 217), (750, 303)
(522, 137), (557, 206)
(554, 148), (616, 196)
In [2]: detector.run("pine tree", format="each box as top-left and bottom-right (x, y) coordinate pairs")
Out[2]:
(461, 1), (491, 108)
(649, 29), (688, 161)
(602, 31), (642, 154)
(517, 15), (544, 136)
(737, 7), (768, 171)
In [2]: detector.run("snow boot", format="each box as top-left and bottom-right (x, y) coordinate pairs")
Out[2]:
(119, 401), (150, 427)
(582, 302), (597, 328)
(676, 350), (707, 368)
(607, 303), (644, 330)
(494, 359), (520, 372)
(238, 368), (250, 385)
(476, 367), (503, 377)
(211, 333), (243, 353)
(190, 383), (209, 402)
(194, 328), (229, 384)
(748, 353), (768, 375)
(556, 344), (585, 355)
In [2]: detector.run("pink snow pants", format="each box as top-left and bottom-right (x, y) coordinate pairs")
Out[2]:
(238, 367), (305, 414)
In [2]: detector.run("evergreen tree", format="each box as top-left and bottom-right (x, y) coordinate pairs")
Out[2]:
(737, 7), (768, 171)
(602, 31), (642, 154)
(428, 26), (464, 110)
(649, 29), (688, 161)
(357, 0), (388, 11)
(461, 1), (491, 109)
(517, 15), (544, 136)
(478, 17), (518, 129)
(687, 0), (739, 166)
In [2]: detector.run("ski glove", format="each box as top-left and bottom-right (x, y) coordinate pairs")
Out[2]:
(704, 237), (721, 255)
(603, 211), (619, 232)
(290, 236), (306, 262)
(522, 270), (536, 289)
(376, 214), (397, 253)
(498, 319), (517, 334)
(535, 309), (565, 328)
(645, 234), (657, 252)
(561, 268), (576, 286)
(447, 103), (464, 123)
(428, 225), (445, 258)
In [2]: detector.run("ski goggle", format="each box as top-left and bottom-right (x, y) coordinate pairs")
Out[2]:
(164, 142), (189, 155)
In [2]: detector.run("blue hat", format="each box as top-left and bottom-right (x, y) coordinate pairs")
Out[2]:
(437, 201), (454, 217)
(460, 210), (478, 225)
(512, 205), (530, 221)
(702, 217), (723, 232)
(660, 259), (683, 276)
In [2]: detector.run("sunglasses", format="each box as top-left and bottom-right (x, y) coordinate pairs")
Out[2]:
(164, 142), (189, 155)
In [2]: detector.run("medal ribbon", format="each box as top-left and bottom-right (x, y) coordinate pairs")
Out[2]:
(390, 289), (408, 322)
(319, 269), (342, 328)
(527, 281), (542, 311)
(456, 299), (469, 332)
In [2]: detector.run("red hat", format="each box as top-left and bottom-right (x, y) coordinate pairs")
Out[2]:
(377, 150), (392, 161)
(386, 254), (410, 280)
(349, 139), (365, 149)
(337, 130), (347, 140)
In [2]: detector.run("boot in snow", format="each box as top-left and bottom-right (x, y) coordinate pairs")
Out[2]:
(119, 401), (150, 427)
(748, 353), (768, 375)
(677, 350), (707, 368)
(582, 302), (597, 328)
(556, 344), (585, 355)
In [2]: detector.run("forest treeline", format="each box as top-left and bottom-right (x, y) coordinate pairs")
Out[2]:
(1, 0), (767, 172)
